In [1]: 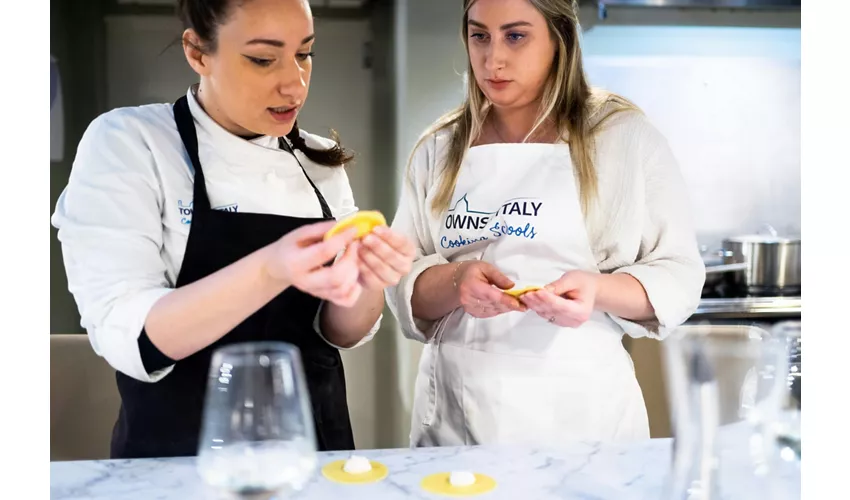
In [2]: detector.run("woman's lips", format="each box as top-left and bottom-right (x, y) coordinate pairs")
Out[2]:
(268, 106), (298, 122)
(486, 79), (511, 90)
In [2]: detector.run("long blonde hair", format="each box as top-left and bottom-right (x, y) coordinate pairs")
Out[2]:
(411, 0), (638, 216)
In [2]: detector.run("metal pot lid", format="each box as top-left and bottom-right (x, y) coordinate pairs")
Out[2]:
(724, 234), (800, 244)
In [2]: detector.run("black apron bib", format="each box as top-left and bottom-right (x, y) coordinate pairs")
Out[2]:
(110, 96), (355, 459)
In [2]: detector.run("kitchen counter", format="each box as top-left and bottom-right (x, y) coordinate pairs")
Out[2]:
(51, 424), (800, 500)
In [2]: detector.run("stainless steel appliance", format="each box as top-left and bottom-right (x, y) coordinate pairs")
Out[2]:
(721, 233), (801, 296)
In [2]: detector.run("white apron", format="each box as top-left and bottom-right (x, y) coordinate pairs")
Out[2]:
(411, 143), (650, 448)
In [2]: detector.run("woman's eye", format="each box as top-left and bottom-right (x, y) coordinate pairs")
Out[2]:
(506, 32), (525, 42)
(296, 51), (315, 61)
(470, 32), (487, 41)
(245, 56), (273, 67)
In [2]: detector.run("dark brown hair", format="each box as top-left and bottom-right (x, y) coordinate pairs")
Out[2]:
(176, 0), (354, 167)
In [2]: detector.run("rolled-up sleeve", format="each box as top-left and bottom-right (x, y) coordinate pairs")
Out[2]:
(610, 119), (705, 340)
(385, 136), (448, 343)
(52, 112), (175, 382)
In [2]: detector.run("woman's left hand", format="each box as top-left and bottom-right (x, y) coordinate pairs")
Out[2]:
(357, 225), (416, 291)
(520, 270), (599, 327)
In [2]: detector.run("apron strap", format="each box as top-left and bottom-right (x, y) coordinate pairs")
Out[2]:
(173, 95), (211, 212)
(172, 94), (334, 219)
(279, 138), (334, 219)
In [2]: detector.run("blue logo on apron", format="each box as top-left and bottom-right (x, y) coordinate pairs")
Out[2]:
(441, 193), (542, 249)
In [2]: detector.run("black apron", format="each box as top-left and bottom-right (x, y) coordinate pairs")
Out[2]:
(110, 95), (355, 459)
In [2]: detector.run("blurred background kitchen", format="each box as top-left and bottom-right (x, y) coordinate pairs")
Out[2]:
(50, 0), (800, 457)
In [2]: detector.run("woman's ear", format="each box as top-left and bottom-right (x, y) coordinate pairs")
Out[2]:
(182, 29), (211, 77)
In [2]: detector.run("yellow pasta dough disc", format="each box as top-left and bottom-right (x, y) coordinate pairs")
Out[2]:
(324, 210), (387, 241)
(503, 285), (542, 298)
(321, 459), (389, 485)
(420, 472), (498, 497)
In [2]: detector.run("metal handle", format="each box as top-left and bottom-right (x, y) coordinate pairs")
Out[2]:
(704, 263), (749, 274)
(759, 223), (779, 237)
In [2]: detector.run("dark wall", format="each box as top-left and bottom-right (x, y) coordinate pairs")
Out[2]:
(50, 0), (109, 333)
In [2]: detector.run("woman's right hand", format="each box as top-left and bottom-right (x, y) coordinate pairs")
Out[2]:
(454, 261), (526, 318)
(264, 220), (363, 307)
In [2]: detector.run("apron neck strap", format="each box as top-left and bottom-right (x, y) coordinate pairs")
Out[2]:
(172, 95), (334, 219)
(278, 137), (334, 219)
(173, 95), (211, 212)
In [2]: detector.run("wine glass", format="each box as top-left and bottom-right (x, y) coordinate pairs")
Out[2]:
(196, 342), (318, 499)
(662, 324), (791, 500)
(769, 321), (801, 461)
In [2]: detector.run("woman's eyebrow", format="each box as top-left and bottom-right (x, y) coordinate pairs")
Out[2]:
(244, 34), (315, 47)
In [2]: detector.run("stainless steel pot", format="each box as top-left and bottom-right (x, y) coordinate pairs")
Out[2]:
(721, 229), (801, 295)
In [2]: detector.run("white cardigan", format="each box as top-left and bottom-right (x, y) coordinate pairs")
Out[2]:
(386, 110), (705, 342)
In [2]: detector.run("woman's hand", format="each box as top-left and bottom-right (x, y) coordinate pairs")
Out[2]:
(264, 220), (363, 307)
(520, 270), (598, 327)
(455, 261), (526, 318)
(357, 225), (416, 291)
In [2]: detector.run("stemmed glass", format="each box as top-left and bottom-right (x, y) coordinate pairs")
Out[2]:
(196, 342), (318, 499)
(770, 321), (801, 461)
(662, 324), (792, 500)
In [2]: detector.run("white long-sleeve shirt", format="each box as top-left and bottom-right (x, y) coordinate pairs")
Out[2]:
(52, 89), (379, 383)
(386, 110), (705, 343)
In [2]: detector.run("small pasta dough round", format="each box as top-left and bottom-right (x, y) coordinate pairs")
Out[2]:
(503, 285), (542, 298)
(421, 472), (497, 497)
(321, 458), (389, 485)
(324, 210), (387, 241)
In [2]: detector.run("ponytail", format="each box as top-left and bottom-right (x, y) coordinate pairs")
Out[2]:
(285, 121), (354, 167)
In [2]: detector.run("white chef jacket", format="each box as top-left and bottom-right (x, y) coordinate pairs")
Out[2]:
(52, 89), (380, 383)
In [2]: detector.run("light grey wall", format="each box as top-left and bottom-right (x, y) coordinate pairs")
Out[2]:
(368, 0), (409, 449)
(395, 0), (467, 177)
(581, 26), (801, 249)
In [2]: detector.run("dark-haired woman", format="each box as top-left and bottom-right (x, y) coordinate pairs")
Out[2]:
(51, 0), (415, 459)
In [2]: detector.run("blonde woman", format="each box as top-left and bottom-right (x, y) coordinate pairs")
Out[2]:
(386, 0), (705, 448)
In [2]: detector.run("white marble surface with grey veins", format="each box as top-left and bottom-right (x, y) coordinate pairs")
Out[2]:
(51, 424), (800, 500)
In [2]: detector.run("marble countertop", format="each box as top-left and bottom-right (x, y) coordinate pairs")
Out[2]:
(51, 427), (800, 500)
